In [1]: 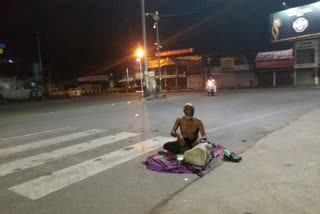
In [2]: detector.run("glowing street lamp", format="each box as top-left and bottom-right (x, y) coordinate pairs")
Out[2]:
(136, 49), (143, 58)
(282, 2), (288, 9)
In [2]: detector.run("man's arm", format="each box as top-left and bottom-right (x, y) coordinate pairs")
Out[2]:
(199, 120), (207, 139)
(170, 118), (181, 137)
(191, 120), (207, 148)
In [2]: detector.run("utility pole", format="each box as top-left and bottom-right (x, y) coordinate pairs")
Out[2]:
(141, 0), (150, 97)
(156, 14), (162, 92)
(37, 32), (44, 99)
(146, 11), (162, 94)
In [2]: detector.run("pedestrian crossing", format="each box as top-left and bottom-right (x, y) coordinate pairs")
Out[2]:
(0, 127), (73, 143)
(0, 129), (105, 157)
(0, 128), (173, 200)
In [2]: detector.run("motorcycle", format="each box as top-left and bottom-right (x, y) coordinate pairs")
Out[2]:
(207, 79), (217, 96)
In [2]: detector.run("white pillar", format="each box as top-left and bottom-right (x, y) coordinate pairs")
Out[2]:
(315, 68), (319, 85)
(164, 66), (167, 87)
(126, 68), (129, 88)
(273, 71), (276, 87)
(175, 64), (178, 87)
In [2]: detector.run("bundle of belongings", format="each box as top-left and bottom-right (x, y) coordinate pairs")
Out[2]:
(142, 141), (241, 177)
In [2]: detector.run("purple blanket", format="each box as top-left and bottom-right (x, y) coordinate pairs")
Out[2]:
(142, 144), (224, 177)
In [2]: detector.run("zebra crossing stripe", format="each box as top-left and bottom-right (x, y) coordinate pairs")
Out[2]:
(1, 127), (73, 143)
(9, 136), (173, 200)
(0, 129), (105, 157)
(0, 132), (139, 177)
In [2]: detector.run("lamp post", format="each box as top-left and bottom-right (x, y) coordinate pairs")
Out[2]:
(146, 11), (162, 93)
(136, 48), (144, 98)
(140, 0), (151, 97)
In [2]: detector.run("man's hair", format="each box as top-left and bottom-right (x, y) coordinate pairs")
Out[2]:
(183, 103), (194, 116)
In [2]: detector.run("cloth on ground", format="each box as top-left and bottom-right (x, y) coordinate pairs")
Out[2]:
(142, 142), (224, 177)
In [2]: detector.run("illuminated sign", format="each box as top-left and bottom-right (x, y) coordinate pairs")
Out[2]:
(157, 48), (193, 57)
(270, 2), (320, 42)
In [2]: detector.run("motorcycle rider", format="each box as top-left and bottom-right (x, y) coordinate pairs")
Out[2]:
(207, 76), (216, 95)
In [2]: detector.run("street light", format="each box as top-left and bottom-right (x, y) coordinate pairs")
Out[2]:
(282, 2), (288, 9)
(146, 11), (162, 93)
(136, 48), (144, 98)
(137, 48), (143, 58)
(140, 0), (151, 97)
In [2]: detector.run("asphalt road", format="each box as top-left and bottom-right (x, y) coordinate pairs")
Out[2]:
(0, 88), (319, 214)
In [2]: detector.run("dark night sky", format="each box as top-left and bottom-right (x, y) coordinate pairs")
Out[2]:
(0, 0), (318, 81)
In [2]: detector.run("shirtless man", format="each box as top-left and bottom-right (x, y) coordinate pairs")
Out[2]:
(163, 103), (207, 154)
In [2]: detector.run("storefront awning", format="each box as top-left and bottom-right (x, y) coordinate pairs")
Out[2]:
(77, 75), (109, 82)
(255, 49), (294, 69)
(256, 49), (293, 61)
(175, 55), (202, 65)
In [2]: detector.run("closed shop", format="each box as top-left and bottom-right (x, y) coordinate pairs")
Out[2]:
(255, 49), (294, 87)
(257, 72), (274, 87)
(294, 40), (319, 86)
(209, 63), (254, 88)
(276, 70), (293, 86)
(220, 73), (236, 88)
(296, 68), (315, 85)
(187, 75), (202, 89)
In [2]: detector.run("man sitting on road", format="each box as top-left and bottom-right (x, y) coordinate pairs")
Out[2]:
(163, 103), (207, 154)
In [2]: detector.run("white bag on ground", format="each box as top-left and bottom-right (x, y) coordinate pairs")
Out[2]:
(184, 143), (214, 167)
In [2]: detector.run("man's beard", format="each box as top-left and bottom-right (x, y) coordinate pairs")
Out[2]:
(184, 115), (193, 119)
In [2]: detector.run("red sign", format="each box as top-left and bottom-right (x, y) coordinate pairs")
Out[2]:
(157, 48), (193, 57)
(255, 59), (294, 69)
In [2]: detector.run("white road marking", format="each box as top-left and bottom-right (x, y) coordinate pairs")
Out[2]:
(0, 129), (105, 157)
(206, 110), (288, 133)
(0, 132), (139, 177)
(110, 100), (137, 106)
(1, 127), (73, 142)
(9, 136), (173, 200)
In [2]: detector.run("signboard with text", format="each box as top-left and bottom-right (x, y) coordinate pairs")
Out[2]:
(255, 49), (294, 69)
(220, 57), (235, 70)
(256, 59), (294, 69)
(270, 2), (320, 42)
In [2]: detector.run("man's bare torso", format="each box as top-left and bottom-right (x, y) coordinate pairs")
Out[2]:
(174, 116), (205, 141)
